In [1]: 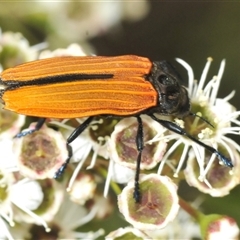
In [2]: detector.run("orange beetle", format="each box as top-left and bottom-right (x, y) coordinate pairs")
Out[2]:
(0, 55), (233, 202)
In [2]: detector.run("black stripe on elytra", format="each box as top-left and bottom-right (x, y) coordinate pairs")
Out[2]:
(3, 73), (114, 90)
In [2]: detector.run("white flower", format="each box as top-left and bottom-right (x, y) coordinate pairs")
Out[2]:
(39, 43), (88, 59)
(107, 115), (167, 200)
(51, 117), (112, 193)
(202, 215), (239, 240)
(37, 1), (149, 41)
(109, 116), (167, 170)
(0, 172), (52, 240)
(68, 172), (97, 205)
(22, 193), (104, 240)
(12, 179), (64, 224)
(0, 106), (26, 140)
(106, 227), (148, 239)
(144, 208), (201, 239)
(13, 123), (68, 179)
(118, 174), (179, 230)
(111, 162), (135, 184)
(0, 29), (46, 68)
(155, 57), (240, 194)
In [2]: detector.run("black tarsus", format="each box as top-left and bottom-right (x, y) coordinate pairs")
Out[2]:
(54, 116), (94, 178)
(134, 116), (144, 203)
(149, 114), (233, 168)
(14, 118), (46, 138)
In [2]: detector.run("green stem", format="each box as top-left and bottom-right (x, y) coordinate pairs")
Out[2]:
(98, 166), (122, 196)
(179, 197), (205, 223)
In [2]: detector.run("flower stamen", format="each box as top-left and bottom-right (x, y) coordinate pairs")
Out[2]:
(158, 139), (183, 175)
(0, 218), (14, 240)
(174, 144), (189, 178)
(104, 157), (114, 198)
(11, 199), (50, 232)
(67, 143), (92, 192)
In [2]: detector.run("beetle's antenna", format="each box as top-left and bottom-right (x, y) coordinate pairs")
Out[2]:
(189, 112), (214, 128)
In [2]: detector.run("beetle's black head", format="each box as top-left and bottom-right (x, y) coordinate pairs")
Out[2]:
(147, 61), (190, 118)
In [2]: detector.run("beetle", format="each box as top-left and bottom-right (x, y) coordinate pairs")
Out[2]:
(0, 55), (233, 203)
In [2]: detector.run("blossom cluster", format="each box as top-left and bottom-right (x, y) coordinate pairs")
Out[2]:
(0, 29), (240, 239)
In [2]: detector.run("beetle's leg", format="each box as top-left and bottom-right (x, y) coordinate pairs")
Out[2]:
(149, 114), (233, 168)
(134, 116), (144, 203)
(54, 116), (94, 178)
(15, 118), (46, 138)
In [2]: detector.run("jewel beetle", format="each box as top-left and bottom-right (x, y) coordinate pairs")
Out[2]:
(0, 55), (233, 203)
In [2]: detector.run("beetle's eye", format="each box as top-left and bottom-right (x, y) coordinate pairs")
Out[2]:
(167, 90), (179, 100)
(158, 74), (173, 85)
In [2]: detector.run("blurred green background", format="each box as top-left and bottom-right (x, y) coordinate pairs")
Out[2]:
(1, 0), (240, 227)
